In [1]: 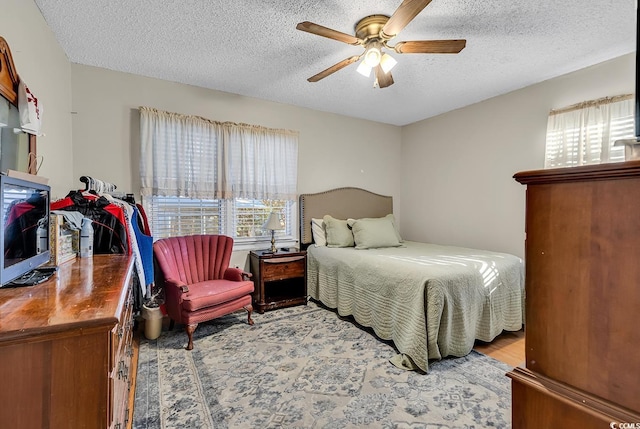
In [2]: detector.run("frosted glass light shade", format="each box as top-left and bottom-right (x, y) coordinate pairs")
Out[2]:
(363, 46), (381, 67)
(380, 53), (397, 73)
(356, 61), (372, 77)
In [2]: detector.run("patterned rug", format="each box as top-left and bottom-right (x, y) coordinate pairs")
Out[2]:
(133, 301), (513, 428)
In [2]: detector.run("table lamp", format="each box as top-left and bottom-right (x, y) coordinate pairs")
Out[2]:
(262, 211), (284, 253)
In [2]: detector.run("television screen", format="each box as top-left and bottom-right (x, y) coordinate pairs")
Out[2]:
(0, 174), (50, 285)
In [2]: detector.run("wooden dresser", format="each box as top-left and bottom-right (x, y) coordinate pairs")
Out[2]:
(0, 255), (136, 429)
(510, 161), (640, 427)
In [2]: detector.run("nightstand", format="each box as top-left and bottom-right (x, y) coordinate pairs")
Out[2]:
(249, 249), (307, 313)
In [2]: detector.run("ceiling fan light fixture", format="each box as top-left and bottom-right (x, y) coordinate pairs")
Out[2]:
(356, 61), (372, 77)
(380, 53), (397, 74)
(363, 44), (382, 67)
(297, 1), (467, 88)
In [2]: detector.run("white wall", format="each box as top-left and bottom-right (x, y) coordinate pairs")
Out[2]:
(5, 0), (635, 264)
(70, 65), (403, 266)
(1, 0), (73, 194)
(401, 53), (635, 258)
(70, 65), (402, 199)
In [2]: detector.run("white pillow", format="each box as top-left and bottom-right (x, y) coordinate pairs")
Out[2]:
(311, 218), (327, 247)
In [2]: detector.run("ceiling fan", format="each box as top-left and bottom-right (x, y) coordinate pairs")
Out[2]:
(296, 0), (466, 88)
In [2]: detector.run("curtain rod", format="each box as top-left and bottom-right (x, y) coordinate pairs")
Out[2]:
(139, 106), (299, 136)
(549, 94), (633, 116)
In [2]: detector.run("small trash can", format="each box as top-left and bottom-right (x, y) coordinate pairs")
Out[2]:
(142, 304), (163, 340)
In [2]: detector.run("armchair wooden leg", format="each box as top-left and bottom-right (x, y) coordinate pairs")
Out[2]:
(185, 323), (198, 350)
(244, 304), (254, 326)
(168, 319), (175, 331)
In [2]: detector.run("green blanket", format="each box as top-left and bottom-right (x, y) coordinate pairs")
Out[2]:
(307, 241), (525, 372)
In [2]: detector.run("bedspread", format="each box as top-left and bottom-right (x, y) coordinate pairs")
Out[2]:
(306, 241), (525, 372)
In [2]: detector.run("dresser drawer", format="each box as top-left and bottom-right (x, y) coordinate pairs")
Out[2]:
(262, 257), (305, 281)
(110, 288), (134, 372)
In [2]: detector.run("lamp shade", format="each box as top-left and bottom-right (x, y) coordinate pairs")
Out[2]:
(363, 45), (382, 67)
(262, 211), (284, 231)
(380, 53), (397, 74)
(356, 61), (372, 77)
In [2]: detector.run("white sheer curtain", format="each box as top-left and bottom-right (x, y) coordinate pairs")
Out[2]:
(544, 95), (633, 168)
(139, 107), (298, 199)
(219, 124), (298, 200)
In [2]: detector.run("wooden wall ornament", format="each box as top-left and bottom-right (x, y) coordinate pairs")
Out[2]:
(0, 36), (38, 174)
(0, 36), (19, 105)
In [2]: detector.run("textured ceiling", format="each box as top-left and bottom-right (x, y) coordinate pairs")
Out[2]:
(34, 0), (635, 126)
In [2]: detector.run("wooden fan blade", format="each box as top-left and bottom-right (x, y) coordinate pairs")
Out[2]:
(296, 21), (362, 45)
(307, 56), (361, 82)
(375, 65), (394, 88)
(382, 0), (433, 39)
(394, 39), (466, 54)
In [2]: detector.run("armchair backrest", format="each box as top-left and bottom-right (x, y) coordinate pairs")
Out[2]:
(153, 235), (234, 285)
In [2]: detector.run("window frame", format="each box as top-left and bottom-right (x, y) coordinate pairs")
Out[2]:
(143, 195), (298, 251)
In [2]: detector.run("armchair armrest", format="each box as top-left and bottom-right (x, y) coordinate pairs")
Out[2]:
(224, 267), (253, 282)
(161, 277), (189, 322)
(163, 277), (188, 290)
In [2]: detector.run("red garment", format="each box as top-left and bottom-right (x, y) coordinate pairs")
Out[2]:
(51, 191), (131, 255)
(136, 203), (152, 236)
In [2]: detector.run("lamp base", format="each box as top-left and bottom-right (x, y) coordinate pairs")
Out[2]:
(269, 231), (278, 253)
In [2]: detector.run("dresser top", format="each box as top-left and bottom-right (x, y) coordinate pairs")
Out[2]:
(514, 160), (640, 185)
(0, 255), (134, 342)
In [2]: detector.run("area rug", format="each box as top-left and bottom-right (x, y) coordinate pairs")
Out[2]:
(133, 301), (512, 428)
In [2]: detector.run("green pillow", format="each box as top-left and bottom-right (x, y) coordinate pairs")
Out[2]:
(323, 215), (354, 247)
(384, 213), (403, 243)
(348, 216), (402, 250)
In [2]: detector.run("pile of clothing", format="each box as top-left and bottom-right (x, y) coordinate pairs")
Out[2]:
(51, 188), (153, 308)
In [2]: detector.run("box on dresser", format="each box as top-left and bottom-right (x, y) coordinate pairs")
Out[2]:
(48, 213), (78, 265)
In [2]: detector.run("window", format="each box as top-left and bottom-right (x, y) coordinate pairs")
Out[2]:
(145, 197), (223, 238)
(544, 95), (633, 168)
(139, 107), (298, 245)
(145, 196), (294, 244)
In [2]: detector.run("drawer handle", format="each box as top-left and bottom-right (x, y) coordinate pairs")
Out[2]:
(117, 360), (126, 379)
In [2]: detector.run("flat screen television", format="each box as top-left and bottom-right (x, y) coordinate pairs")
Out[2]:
(0, 174), (51, 286)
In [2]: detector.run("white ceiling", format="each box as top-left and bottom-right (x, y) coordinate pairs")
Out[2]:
(34, 0), (636, 126)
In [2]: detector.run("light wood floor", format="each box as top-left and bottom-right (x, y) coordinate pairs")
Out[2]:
(473, 329), (525, 367)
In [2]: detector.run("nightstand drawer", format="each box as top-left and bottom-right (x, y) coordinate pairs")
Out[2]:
(263, 257), (305, 281)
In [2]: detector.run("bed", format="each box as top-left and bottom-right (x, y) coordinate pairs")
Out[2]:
(299, 187), (525, 372)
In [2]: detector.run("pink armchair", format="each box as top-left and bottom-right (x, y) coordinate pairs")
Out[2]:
(153, 235), (254, 350)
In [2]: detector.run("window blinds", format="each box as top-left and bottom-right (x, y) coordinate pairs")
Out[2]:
(545, 95), (633, 168)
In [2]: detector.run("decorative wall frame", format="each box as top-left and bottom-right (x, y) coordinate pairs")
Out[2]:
(0, 36), (37, 174)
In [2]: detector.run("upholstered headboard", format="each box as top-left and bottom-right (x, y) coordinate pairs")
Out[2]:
(299, 187), (393, 247)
